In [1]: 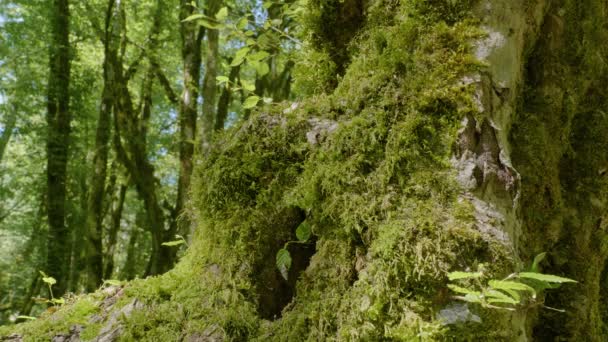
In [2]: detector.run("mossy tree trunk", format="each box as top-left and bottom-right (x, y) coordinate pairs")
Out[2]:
(5, 0), (608, 341)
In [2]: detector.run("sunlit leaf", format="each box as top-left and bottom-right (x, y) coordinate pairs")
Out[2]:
(241, 80), (256, 92)
(518, 272), (577, 283)
(197, 18), (224, 30)
(488, 280), (536, 296)
(182, 14), (205, 22)
(447, 271), (482, 281)
(447, 284), (480, 295)
(243, 96), (260, 109)
(215, 7), (228, 22)
(237, 17), (249, 30)
(231, 47), (250, 66)
(248, 50), (270, 62)
(103, 279), (122, 286)
(216, 76), (230, 84)
(162, 240), (185, 247)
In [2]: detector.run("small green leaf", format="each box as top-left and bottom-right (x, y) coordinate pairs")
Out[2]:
(248, 50), (271, 62)
(485, 289), (519, 304)
(276, 248), (292, 280)
(215, 7), (228, 22)
(296, 221), (312, 242)
(241, 79), (256, 92)
(447, 284), (480, 295)
(103, 279), (122, 286)
(271, 19), (282, 26)
(245, 30), (255, 36)
(198, 18), (224, 30)
(231, 47), (250, 66)
(447, 271), (482, 281)
(263, 97), (273, 104)
(249, 60), (269, 76)
(182, 13), (205, 22)
(41, 273), (57, 286)
(216, 76), (230, 84)
(17, 315), (37, 321)
(246, 38), (257, 46)
(518, 272), (577, 283)
(162, 240), (185, 247)
(530, 252), (546, 273)
(243, 96), (260, 109)
(237, 17), (249, 30)
(51, 298), (65, 305)
(488, 280), (536, 296)
(456, 293), (482, 304)
(487, 298), (519, 305)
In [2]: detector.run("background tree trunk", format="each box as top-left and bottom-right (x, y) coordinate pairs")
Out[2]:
(45, 0), (72, 297)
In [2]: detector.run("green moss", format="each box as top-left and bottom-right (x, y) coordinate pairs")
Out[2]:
(0, 296), (100, 341)
(2, 0), (528, 340)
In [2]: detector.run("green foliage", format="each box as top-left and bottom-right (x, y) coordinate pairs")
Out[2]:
(448, 254), (577, 312)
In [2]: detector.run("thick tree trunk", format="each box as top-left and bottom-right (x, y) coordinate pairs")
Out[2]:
(45, 0), (71, 297)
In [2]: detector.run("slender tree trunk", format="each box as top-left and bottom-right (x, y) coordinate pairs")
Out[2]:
(167, 0), (204, 245)
(103, 183), (126, 279)
(199, 0), (221, 153)
(215, 64), (239, 131)
(46, 0), (72, 297)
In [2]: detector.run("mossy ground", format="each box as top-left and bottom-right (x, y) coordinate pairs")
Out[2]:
(1, 0), (532, 340)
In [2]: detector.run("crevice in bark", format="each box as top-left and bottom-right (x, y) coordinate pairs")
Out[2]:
(254, 207), (316, 320)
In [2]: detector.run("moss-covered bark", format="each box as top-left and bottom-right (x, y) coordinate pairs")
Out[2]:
(3, 0), (608, 340)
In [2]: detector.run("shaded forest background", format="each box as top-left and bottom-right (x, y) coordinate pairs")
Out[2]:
(0, 0), (301, 323)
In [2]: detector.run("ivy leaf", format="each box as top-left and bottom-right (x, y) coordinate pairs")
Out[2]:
(276, 248), (292, 280)
(296, 221), (311, 242)
(215, 7), (228, 22)
(518, 272), (577, 283)
(182, 14), (205, 22)
(447, 271), (482, 281)
(243, 96), (260, 109)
